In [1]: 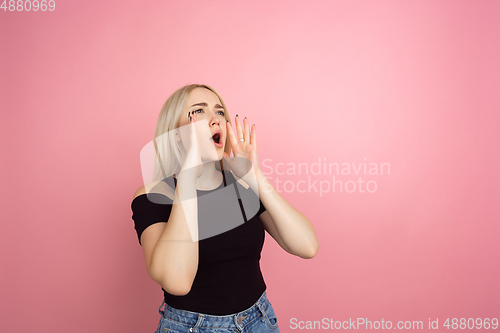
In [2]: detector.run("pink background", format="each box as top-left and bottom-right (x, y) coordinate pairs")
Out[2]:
(1, 0), (499, 332)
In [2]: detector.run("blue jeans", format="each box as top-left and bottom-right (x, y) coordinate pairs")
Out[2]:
(155, 291), (280, 333)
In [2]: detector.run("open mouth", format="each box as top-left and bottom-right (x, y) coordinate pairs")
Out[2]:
(210, 133), (223, 148)
(212, 133), (221, 144)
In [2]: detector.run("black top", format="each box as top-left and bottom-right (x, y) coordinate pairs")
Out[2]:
(131, 170), (267, 315)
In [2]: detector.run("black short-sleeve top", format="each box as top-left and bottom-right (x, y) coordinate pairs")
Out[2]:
(131, 170), (267, 315)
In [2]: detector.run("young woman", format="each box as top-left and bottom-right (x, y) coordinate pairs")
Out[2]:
(131, 84), (319, 333)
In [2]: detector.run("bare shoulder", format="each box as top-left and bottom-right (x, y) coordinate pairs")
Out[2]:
(133, 186), (147, 200)
(228, 170), (250, 189)
(133, 181), (175, 201)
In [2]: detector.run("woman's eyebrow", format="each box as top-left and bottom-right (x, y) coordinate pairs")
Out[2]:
(190, 102), (224, 109)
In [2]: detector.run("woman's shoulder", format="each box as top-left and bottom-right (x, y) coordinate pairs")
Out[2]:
(226, 170), (250, 189)
(132, 171), (250, 202)
(132, 178), (176, 201)
(133, 186), (147, 200)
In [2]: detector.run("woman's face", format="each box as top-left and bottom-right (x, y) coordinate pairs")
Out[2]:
(177, 88), (227, 162)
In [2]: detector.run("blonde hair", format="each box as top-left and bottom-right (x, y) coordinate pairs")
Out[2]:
(151, 84), (231, 182)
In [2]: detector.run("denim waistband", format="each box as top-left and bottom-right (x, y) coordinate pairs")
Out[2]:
(158, 290), (270, 332)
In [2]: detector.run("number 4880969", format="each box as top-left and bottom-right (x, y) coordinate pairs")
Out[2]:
(1, 0), (56, 11)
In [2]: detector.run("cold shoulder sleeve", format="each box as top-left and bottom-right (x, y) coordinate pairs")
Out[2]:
(131, 193), (174, 245)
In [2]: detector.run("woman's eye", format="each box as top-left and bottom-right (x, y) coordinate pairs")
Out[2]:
(217, 111), (225, 116)
(194, 109), (203, 114)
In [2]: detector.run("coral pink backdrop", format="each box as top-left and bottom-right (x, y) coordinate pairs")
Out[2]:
(1, 0), (499, 332)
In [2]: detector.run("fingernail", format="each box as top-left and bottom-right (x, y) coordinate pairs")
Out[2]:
(226, 120), (229, 123)
(244, 117), (247, 119)
(236, 114), (239, 117)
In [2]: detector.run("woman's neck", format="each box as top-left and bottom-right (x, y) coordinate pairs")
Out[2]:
(198, 161), (223, 190)
(174, 161), (223, 191)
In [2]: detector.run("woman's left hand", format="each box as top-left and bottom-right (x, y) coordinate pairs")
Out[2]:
(223, 115), (260, 179)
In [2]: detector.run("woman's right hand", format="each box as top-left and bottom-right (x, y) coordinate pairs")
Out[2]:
(178, 111), (203, 180)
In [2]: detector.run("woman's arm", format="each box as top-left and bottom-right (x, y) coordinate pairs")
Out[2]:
(245, 169), (319, 259)
(256, 169), (319, 259)
(136, 174), (199, 296)
(224, 118), (319, 259)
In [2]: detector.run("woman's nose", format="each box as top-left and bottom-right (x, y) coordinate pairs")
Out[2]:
(210, 117), (220, 126)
